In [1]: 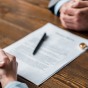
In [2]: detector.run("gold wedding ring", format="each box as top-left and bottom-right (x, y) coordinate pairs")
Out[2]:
(79, 43), (87, 49)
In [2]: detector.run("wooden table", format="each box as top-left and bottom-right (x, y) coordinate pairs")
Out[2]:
(0, 0), (88, 88)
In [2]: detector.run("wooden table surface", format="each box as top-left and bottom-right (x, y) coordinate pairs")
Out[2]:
(0, 0), (88, 88)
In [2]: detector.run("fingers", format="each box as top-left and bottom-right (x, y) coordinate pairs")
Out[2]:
(71, 1), (88, 8)
(65, 0), (88, 15)
(61, 14), (75, 23)
(0, 49), (7, 60)
(5, 52), (16, 62)
(64, 7), (78, 16)
(65, 6), (88, 18)
(61, 20), (77, 31)
(5, 52), (18, 68)
(0, 49), (17, 68)
(61, 1), (79, 16)
(0, 49), (9, 67)
(60, 14), (75, 30)
(61, 20), (81, 31)
(60, 0), (88, 31)
(60, 13), (81, 31)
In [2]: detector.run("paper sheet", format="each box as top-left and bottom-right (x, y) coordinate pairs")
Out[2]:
(4, 23), (88, 85)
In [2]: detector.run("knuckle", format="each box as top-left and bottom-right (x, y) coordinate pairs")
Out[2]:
(75, 10), (83, 17)
(75, 10), (80, 16)
(3, 56), (8, 60)
(76, 1), (80, 6)
(11, 55), (16, 60)
(74, 18), (80, 23)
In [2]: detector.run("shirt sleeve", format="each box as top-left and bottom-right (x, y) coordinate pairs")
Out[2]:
(54, 0), (71, 16)
(5, 81), (28, 88)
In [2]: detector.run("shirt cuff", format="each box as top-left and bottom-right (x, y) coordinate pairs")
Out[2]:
(54, 0), (71, 16)
(5, 81), (28, 88)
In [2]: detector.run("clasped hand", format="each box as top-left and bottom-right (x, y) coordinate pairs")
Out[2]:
(60, 0), (88, 31)
(0, 49), (18, 88)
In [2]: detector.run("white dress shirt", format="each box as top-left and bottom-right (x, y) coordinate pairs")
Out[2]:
(5, 81), (28, 88)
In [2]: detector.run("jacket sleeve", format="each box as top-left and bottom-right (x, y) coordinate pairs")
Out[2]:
(5, 81), (28, 88)
(48, 0), (71, 16)
(48, 0), (59, 14)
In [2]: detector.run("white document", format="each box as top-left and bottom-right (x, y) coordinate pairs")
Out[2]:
(4, 23), (88, 86)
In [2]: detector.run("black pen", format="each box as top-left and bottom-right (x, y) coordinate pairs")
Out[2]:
(33, 33), (46, 55)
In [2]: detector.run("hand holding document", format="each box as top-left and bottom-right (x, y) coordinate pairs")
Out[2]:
(4, 23), (88, 86)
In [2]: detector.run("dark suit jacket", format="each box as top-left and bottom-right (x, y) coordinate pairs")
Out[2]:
(48, 0), (60, 15)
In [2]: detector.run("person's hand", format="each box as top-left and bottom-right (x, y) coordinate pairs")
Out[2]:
(0, 49), (18, 88)
(60, 0), (88, 31)
(72, 0), (88, 8)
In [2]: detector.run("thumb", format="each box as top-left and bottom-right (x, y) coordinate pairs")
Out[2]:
(71, 1), (88, 8)
(0, 61), (5, 67)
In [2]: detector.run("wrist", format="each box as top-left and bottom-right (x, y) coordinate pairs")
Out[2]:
(1, 75), (17, 88)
